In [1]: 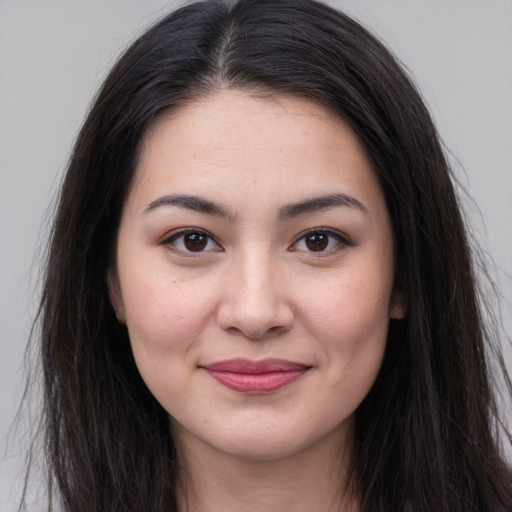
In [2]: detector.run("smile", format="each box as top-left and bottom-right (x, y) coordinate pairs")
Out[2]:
(201, 358), (311, 393)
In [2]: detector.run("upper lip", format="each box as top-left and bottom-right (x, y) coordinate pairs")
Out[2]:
(201, 358), (310, 374)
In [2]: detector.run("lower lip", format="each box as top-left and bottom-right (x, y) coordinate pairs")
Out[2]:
(204, 369), (308, 393)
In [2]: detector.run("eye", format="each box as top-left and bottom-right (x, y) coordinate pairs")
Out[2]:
(163, 229), (221, 253)
(291, 229), (349, 253)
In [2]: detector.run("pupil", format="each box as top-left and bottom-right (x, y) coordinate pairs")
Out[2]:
(306, 233), (328, 251)
(184, 233), (207, 251)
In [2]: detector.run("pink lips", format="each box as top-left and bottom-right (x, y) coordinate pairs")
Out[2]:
(201, 358), (310, 393)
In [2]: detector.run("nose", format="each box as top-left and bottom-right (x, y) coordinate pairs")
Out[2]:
(216, 251), (294, 340)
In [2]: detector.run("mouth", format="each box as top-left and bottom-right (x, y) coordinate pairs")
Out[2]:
(200, 358), (311, 393)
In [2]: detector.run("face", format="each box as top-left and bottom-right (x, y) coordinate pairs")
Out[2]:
(109, 90), (404, 463)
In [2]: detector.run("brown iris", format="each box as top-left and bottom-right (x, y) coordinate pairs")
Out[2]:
(305, 233), (329, 251)
(184, 232), (208, 251)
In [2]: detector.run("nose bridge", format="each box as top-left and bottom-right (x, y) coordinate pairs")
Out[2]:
(238, 246), (276, 306)
(218, 242), (293, 338)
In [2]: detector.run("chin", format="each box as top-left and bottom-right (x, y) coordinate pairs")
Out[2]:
(213, 436), (307, 462)
(198, 417), (348, 463)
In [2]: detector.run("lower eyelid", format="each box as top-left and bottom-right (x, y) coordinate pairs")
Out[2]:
(161, 229), (221, 253)
(160, 228), (351, 254)
(291, 230), (351, 253)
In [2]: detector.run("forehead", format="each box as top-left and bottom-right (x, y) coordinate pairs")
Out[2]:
(130, 89), (384, 218)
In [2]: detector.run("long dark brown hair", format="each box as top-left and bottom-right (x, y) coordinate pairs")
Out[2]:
(22, 0), (512, 510)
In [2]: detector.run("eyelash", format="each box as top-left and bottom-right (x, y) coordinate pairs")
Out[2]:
(160, 228), (352, 256)
(161, 228), (222, 255)
(289, 228), (352, 255)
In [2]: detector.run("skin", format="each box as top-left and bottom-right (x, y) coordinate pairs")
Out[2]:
(108, 89), (404, 512)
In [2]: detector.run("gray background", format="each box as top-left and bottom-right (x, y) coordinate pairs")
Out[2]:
(1, 0), (511, 509)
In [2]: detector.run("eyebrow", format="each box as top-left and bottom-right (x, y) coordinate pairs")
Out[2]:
(144, 194), (236, 221)
(278, 193), (367, 220)
(143, 192), (366, 221)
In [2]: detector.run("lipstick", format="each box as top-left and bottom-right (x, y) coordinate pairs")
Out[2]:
(201, 358), (310, 393)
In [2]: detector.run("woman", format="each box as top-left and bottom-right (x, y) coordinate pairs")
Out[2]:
(23, 0), (512, 510)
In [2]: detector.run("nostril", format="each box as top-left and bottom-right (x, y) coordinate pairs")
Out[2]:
(216, 288), (294, 339)
(224, 324), (290, 340)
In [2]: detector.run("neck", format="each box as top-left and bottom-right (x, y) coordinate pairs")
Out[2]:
(173, 422), (358, 512)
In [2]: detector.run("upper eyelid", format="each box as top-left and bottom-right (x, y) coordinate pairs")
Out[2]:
(162, 227), (213, 242)
(160, 227), (352, 251)
(292, 227), (351, 245)
(161, 228), (223, 251)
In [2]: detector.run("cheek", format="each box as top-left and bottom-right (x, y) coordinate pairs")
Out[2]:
(118, 262), (219, 359)
(306, 272), (392, 340)
(307, 277), (391, 416)
(297, 261), (393, 378)
(119, 270), (220, 408)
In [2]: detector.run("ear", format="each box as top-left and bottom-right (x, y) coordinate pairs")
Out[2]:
(106, 268), (126, 324)
(389, 287), (407, 320)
